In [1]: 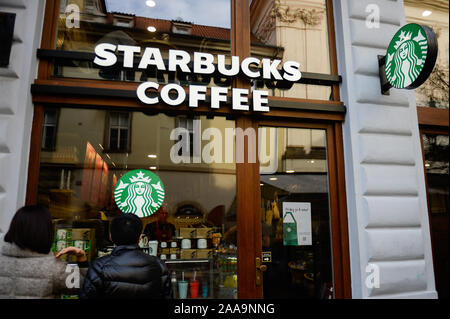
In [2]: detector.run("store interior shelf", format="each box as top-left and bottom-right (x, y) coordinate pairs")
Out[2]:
(165, 259), (212, 264)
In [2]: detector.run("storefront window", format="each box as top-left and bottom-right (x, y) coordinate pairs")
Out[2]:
(38, 107), (238, 299)
(259, 126), (333, 298)
(250, 0), (333, 100)
(54, 0), (231, 84)
(422, 133), (449, 299)
(404, 1), (449, 109)
(423, 133), (449, 214)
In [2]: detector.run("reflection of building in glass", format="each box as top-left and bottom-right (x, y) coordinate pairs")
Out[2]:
(56, 0), (276, 84)
(251, 0), (332, 100)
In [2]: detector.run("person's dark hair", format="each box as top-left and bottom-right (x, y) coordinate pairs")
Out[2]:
(110, 213), (142, 245)
(4, 205), (54, 254)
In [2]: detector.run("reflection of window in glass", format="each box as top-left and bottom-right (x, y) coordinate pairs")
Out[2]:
(107, 112), (131, 152)
(176, 117), (201, 159)
(41, 109), (59, 151)
(423, 134), (449, 214)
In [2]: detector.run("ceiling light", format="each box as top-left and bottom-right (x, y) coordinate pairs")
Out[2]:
(147, 26), (156, 32)
(147, 154), (157, 158)
(286, 170), (295, 173)
(422, 10), (432, 17)
(269, 177), (278, 181)
(425, 163), (430, 167)
(146, 0), (156, 7)
(260, 183), (264, 186)
(149, 166), (157, 170)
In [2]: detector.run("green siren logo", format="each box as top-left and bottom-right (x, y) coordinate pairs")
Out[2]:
(114, 169), (165, 217)
(385, 24), (437, 89)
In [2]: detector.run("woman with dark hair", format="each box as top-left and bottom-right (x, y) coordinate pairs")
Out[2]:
(0, 205), (88, 298)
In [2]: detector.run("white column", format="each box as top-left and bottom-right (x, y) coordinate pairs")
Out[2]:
(0, 0), (46, 234)
(333, 0), (437, 298)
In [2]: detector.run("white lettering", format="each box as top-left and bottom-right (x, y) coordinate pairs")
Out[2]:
(193, 52), (215, 74)
(241, 57), (261, 78)
(262, 58), (283, 80)
(282, 61), (302, 82)
(217, 55), (240, 76)
(189, 85), (207, 107)
(138, 47), (166, 70)
(137, 82), (159, 104)
(252, 90), (269, 112)
(161, 83), (186, 106)
(93, 43), (117, 67)
(117, 45), (140, 68)
(168, 49), (191, 73)
(232, 88), (249, 111)
(210, 86), (228, 109)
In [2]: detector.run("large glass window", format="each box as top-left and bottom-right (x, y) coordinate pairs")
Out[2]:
(404, 0), (449, 109)
(54, 0), (231, 83)
(38, 107), (238, 299)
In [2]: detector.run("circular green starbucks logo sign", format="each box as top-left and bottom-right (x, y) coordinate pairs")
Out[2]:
(114, 169), (165, 217)
(385, 23), (437, 89)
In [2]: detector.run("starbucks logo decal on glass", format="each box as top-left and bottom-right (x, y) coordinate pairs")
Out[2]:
(114, 169), (165, 217)
(385, 23), (437, 89)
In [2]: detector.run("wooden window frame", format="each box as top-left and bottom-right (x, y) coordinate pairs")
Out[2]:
(27, 0), (351, 299)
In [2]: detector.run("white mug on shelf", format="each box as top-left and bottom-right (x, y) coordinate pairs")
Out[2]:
(197, 238), (207, 249)
(181, 239), (191, 249)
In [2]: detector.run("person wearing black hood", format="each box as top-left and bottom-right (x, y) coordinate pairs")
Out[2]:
(80, 213), (171, 299)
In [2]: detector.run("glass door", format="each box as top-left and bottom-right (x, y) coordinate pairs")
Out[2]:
(258, 125), (334, 299)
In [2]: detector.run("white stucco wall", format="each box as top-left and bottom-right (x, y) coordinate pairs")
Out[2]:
(0, 0), (45, 234)
(333, 0), (437, 298)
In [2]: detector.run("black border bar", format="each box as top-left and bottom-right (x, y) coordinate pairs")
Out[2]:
(31, 83), (346, 114)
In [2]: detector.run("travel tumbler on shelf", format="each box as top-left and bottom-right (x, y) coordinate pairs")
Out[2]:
(189, 271), (199, 298)
(201, 281), (209, 298)
(178, 272), (188, 299)
(178, 281), (188, 299)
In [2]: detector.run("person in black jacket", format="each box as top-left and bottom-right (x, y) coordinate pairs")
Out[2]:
(80, 213), (172, 299)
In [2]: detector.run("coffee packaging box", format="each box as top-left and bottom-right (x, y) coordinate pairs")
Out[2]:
(180, 249), (197, 259)
(179, 228), (197, 239)
(196, 249), (213, 259)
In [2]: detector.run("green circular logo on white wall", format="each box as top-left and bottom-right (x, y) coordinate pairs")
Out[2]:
(114, 169), (165, 217)
(385, 23), (437, 89)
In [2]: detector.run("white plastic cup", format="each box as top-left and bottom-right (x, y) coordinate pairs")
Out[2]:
(148, 240), (158, 256)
